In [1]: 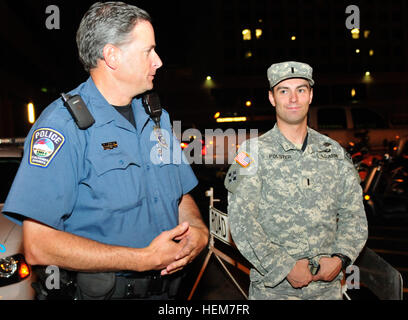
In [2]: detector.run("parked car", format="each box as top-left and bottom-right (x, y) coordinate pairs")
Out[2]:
(308, 105), (408, 151)
(0, 138), (36, 300)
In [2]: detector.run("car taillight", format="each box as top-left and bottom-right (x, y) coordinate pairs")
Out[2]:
(19, 261), (30, 279)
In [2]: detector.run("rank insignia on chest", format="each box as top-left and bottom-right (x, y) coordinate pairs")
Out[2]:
(29, 128), (65, 168)
(102, 141), (118, 150)
(235, 152), (253, 168)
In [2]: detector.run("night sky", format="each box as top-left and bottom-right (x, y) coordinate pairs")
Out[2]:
(1, 0), (407, 137)
(2, 0), (197, 91)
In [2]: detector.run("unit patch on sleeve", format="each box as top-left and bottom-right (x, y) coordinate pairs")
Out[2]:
(29, 128), (65, 168)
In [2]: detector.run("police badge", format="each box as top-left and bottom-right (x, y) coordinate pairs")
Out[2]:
(29, 128), (65, 168)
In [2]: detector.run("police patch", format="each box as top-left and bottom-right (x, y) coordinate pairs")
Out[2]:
(29, 128), (65, 168)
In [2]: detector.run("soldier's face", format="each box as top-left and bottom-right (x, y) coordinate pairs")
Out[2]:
(269, 78), (313, 126)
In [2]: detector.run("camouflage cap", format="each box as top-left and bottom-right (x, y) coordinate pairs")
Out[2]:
(267, 61), (314, 89)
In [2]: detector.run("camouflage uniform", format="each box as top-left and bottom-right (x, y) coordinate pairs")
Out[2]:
(225, 124), (368, 300)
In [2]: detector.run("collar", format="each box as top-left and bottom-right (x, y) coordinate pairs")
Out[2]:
(306, 128), (335, 154)
(132, 97), (151, 135)
(271, 124), (305, 152)
(81, 77), (116, 127)
(80, 77), (150, 134)
(270, 124), (327, 154)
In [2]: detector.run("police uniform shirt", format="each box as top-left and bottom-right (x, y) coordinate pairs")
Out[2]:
(3, 77), (198, 249)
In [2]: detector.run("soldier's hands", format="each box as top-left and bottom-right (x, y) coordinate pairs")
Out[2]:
(312, 257), (342, 282)
(287, 256), (342, 288)
(161, 225), (208, 276)
(286, 259), (313, 288)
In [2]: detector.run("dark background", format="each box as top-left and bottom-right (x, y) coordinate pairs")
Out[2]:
(0, 0), (407, 137)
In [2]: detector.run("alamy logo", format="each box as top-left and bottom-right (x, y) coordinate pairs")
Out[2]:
(45, 265), (60, 290)
(45, 5), (60, 30)
(345, 265), (360, 289)
(345, 5), (360, 30)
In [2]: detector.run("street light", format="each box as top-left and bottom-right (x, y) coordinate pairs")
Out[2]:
(27, 102), (35, 124)
(242, 29), (251, 41)
(204, 75), (215, 89)
(216, 117), (247, 123)
(351, 28), (360, 39)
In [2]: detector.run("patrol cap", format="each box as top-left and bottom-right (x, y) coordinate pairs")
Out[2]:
(267, 61), (314, 89)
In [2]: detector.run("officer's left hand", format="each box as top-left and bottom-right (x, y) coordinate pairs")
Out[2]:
(161, 225), (208, 276)
(312, 257), (342, 282)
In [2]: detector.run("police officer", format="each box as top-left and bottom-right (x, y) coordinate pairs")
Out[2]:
(2, 2), (208, 300)
(225, 61), (368, 300)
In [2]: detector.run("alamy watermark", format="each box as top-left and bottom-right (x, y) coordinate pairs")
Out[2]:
(45, 5), (60, 30)
(45, 265), (60, 290)
(45, 4), (361, 32)
(45, 4), (360, 31)
(345, 5), (360, 30)
(345, 265), (360, 289)
(151, 121), (259, 167)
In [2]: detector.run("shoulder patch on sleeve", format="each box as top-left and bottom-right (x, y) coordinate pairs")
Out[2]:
(225, 139), (259, 193)
(224, 163), (244, 193)
(224, 160), (258, 194)
(29, 128), (65, 168)
(234, 151), (253, 168)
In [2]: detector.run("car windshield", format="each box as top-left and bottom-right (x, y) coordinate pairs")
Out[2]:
(0, 158), (21, 204)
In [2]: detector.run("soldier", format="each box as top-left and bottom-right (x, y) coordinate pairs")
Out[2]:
(225, 61), (368, 300)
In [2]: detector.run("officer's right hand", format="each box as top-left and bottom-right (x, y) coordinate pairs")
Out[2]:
(286, 259), (313, 289)
(145, 222), (190, 271)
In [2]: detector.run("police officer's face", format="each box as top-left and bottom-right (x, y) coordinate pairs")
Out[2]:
(116, 20), (163, 96)
(269, 78), (313, 126)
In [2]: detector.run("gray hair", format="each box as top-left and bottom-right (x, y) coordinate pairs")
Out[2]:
(76, 2), (151, 72)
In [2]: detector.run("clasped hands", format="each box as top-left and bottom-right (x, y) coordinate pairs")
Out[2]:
(146, 222), (209, 276)
(286, 257), (342, 289)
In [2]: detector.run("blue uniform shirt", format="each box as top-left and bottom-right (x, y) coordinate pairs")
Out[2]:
(3, 78), (198, 248)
